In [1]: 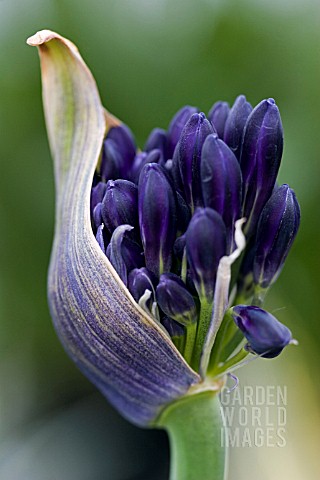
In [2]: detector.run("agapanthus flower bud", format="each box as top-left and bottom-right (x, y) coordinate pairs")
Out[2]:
(100, 138), (121, 181)
(240, 98), (283, 237)
(106, 124), (136, 177)
(208, 101), (230, 138)
(253, 184), (300, 288)
(178, 113), (214, 210)
(138, 163), (177, 276)
(162, 316), (185, 338)
(128, 267), (157, 309)
(186, 208), (226, 302)
(92, 202), (103, 230)
(101, 179), (138, 233)
(176, 191), (191, 234)
(90, 181), (107, 214)
(144, 128), (167, 159)
(106, 225), (143, 285)
(201, 133), (242, 252)
(223, 94), (252, 159)
(167, 105), (198, 158)
(156, 273), (197, 326)
(231, 305), (293, 358)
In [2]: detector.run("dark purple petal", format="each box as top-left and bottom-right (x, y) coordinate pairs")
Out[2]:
(178, 113), (214, 210)
(176, 191), (191, 234)
(138, 163), (177, 277)
(253, 184), (300, 288)
(100, 138), (121, 181)
(231, 305), (292, 358)
(128, 267), (158, 308)
(173, 235), (186, 261)
(101, 179), (138, 233)
(129, 152), (148, 184)
(208, 101), (230, 138)
(240, 98), (283, 237)
(162, 317), (185, 338)
(144, 128), (168, 159)
(167, 105), (199, 158)
(106, 124), (136, 177)
(201, 134), (242, 252)
(92, 202), (103, 230)
(90, 181), (107, 214)
(107, 225), (143, 286)
(223, 95), (252, 160)
(186, 208), (226, 302)
(156, 273), (197, 326)
(130, 149), (165, 184)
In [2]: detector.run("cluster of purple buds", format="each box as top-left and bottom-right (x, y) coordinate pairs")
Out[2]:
(91, 95), (300, 374)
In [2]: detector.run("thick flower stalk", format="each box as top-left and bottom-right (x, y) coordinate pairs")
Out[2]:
(28, 30), (300, 480)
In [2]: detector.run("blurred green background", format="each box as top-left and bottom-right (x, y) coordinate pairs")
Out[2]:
(1, 0), (319, 478)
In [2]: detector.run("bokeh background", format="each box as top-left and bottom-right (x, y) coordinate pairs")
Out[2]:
(1, 0), (320, 478)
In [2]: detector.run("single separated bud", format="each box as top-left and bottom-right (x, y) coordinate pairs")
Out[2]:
(106, 124), (136, 178)
(208, 101), (230, 138)
(138, 163), (177, 276)
(144, 128), (168, 159)
(186, 208), (226, 302)
(240, 98), (283, 237)
(167, 105), (199, 158)
(101, 179), (138, 233)
(253, 184), (300, 288)
(156, 273), (197, 326)
(100, 138), (121, 181)
(178, 113), (214, 210)
(231, 305), (293, 358)
(201, 133), (242, 252)
(223, 94), (252, 159)
(128, 267), (157, 309)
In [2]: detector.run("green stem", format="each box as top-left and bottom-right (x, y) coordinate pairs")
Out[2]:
(183, 322), (197, 365)
(191, 299), (213, 371)
(157, 391), (227, 480)
(211, 348), (249, 376)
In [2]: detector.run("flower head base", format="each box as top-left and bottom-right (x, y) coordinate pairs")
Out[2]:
(28, 30), (300, 428)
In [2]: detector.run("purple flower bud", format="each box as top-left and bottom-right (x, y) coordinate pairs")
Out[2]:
(128, 267), (157, 309)
(130, 149), (165, 184)
(138, 163), (177, 276)
(223, 95), (252, 160)
(100, 138), (121, 181)
(208, 101), (230, 138)
(173, 235), (186, 261)
(106, 225), (143, 286)
(253, 184), (300, 288)
(101, 179), (138, 233)
(186, 208), (226, 302)
(144, 128), (168, 159)
(156, 273), (197, 326)
(201, 134), (242, 252)
(231, 305), (293, 358)
(167, 105), (199, 158)
(92, 202), (103, 230)
(176, 192), (191, 234)
(178, 113), (214, 210)
(162, 316), (185, 339)
(106, 124), (136, 177)
(240, 98), (283, 237)
(90, 181), (107, 213)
